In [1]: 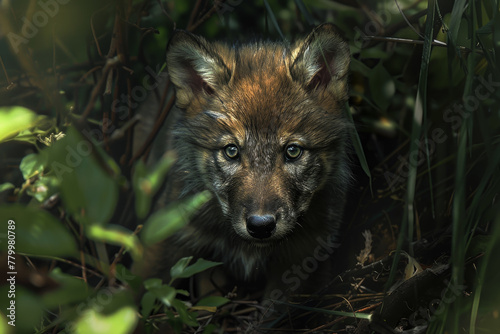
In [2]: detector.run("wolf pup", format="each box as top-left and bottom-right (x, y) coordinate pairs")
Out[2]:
(137, 23), (351, 298)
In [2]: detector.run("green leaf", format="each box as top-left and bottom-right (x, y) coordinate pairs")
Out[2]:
(47, 127), (118, 225)
(170, 256), (193, 281)
(74, 305), (137, 334)
(91, 139), (122, 177)
(148, 285), (177, 307)
(203, 324), (217, 334)
(448, 0), (468, 47)
(147, 152), (176, 192)
(171, 299), (198, 327)
(0, 286), (43, 333)
(19, 153), (46, 180)
(368, 62), (395, 111)
(70, 288), (137, 333)
(141, 191), (212, 245)
(42, 268), (90, 308)
(115, 264), (142, 292)
(196, 296), (230, 308)
(176, 289), (189, 297)
(140, 291), (157, 319)
(26, 175), (59, 202)
(171, 258), (222, 281)
(0, 183), (14, 193)
(143, 278), (163, 290)
(0, 204), (78, 257)
(165, 309), (183, 332)
(133, 153), (176, 219)
(143, 279), (179, 309)
(86, 224), (142, 262)
(133, 160), (150, 219)
(0, 312), (9, 334)
(0, 106), (38, 143)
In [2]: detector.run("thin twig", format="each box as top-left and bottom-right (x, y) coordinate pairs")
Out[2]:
(0, 55), (12, 84)
(78, 58), (118, 123)
(187, 3), (219, 31)
(187, 0), (203, 29)
(128, 83), (174, 165)
(79, 223), (87, 284)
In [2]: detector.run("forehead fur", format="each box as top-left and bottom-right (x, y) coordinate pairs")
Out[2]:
(171, 27), (350, 150)
(193, 43), (346, 147)
(183, 81), (346, 153)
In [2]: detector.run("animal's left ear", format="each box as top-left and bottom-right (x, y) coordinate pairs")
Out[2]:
(290, 23), (350, 100)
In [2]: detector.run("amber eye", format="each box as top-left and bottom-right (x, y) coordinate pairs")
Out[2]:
(285, 144), (303, 161)
(224, 144), (239, 160)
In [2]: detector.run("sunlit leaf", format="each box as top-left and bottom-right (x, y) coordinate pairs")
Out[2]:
(19, 153), (46, 180)
(0, 183), (14, 193)
(171, 258), (222, 281)
(148, 285), (177, 307)
(133, 153), (176, 219)
(74, 305), (137, 334)
(170, 256), (192, 281)
(0, 106), (38, 143)
(27, 175), (59, 203)
(87, 224), (142, 262)
(141, 191), (211, 245)
(133, 160), (150, 219)
(143, 278), (163, 290)
(0, 312), (10, 334)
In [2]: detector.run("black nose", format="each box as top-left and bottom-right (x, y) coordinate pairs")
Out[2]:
(246, 215), (276, 239)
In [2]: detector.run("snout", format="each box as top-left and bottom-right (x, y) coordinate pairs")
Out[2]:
(246, 214), (276, 239)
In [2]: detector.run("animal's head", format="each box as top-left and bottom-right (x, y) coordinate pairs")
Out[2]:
(166, 24), (350, 245)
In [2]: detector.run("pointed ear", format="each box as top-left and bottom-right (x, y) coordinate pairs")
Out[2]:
(290, 24), (350, 100)
(166, 30), (231, 107)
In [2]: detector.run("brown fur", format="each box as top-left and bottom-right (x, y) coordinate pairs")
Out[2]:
(135, 24), (351, 296)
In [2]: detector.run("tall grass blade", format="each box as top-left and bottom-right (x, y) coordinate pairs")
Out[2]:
(470, 214), (500, 333)
(293, 0), (315, 26)
(448, 0), (468, 48)
(386, 0), (436, 290)
(344, 102), (372, 194)
(263, 0), (285, 41)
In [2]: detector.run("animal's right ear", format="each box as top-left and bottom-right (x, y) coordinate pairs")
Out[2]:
(166, 30), (231, 108)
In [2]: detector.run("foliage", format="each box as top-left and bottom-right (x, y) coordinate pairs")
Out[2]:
(0, 0), (499, 333)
